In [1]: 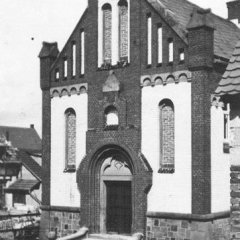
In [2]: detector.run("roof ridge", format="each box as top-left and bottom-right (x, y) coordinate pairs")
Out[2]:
(0, 125), (34, 130)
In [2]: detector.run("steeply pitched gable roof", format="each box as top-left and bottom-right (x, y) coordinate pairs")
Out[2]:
(147, 0), (240, 60)
(18, 150), (42, 181)
(216, 41), (240, 95)
(0, 126), (41, 152)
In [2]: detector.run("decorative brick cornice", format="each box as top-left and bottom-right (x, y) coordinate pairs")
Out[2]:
(140, 70), (191, 87)
(50, 83), (88, 98)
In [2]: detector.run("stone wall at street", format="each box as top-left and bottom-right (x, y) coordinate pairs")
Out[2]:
(231, 165), (240, 240)
(147, 216), (230, 240)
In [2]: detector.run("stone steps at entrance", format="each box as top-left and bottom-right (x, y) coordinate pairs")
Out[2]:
(55, 227), (143, 240)
(88, 234), (133, 240)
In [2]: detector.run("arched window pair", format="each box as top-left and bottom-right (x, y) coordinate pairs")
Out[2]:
(102, 0), (128, 64)
(64, 108), (76, 172)
(159, 99), (175, 173)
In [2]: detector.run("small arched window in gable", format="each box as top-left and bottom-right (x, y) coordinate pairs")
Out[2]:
(65, 108), (76, 172)
(105, 106), (119, 130)
(102, 3), (112, 64)
(118, 0), (128, 62)
(159, 99), (175, 173)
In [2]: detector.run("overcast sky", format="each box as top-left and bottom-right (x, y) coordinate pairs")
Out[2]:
(0, 0), (230, 135)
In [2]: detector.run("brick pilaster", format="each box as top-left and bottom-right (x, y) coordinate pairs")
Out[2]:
(187, 9), (214, 214)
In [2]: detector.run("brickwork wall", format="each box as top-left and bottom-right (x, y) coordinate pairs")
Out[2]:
(119, 3), (128, 59)
(49, 210), (81, 237)
(231, 166), (240, 240)
(147, 217), (230, 240)
(103, 6), (112, 63)
(39, 209), (81, 240)
(65, 109), (76, 167)
(227, 0), (240, 22)
(160, 101), (174, 166)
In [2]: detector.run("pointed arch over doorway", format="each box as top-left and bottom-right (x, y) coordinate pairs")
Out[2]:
(77, 143), (152, 234)
(100, 156), (132, 233)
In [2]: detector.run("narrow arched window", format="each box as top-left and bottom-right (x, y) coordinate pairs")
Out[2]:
(102, 4), (112, 64)
(157, 24), (162, 64)
(65, 108), (76, 172)
(147, 14), (152, 65)
(80, 30), (85, 75)
(72, 42), (76, 77)
(159, 99), (175, 173)
(105, 106), (119, 130)
(168, 38), (173, 63)
(118, 0), (128, 62)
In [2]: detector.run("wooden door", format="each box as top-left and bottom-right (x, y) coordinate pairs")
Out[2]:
(106, 181), (132, 234)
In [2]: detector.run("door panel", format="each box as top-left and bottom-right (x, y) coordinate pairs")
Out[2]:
(106, 181), (131, 234)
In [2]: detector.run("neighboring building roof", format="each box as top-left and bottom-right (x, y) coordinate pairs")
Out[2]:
(0, 126), (41, 152)
(148, 0), (240, 60)
(18, 150), (42, 181)
(4, 179), (40, 194)
(215, 41), (240, 95)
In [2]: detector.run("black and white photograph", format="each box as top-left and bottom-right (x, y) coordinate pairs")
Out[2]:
(0, 0), (240, 239)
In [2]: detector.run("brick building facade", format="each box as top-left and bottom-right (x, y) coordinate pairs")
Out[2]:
(39, 0), (240, 239)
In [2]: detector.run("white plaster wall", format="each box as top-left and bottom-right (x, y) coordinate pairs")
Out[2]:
(21, 166), (41, 208)
(51, 93), (88, 207)
(230, 108), (240, 166)
(98, 0), (130, 67)
(142, 82), (192, 213)
(5, 176), (16, 208)
(211, 106), (230, 213)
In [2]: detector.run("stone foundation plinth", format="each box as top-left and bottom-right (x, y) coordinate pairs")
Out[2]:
(146, 212), (230, 240)
(40, 206), (81, 240)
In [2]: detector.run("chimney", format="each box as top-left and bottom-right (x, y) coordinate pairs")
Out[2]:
(39, 42), (59, 90)
(30, 124), (34, 129)
(187, 8), (215, 70)
(227, 0), (240, 26)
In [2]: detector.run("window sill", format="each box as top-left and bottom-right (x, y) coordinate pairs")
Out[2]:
(64, 166), (76, 173)
(98, 60), (129, 71)
(158, 165), (175, 174)
(223, 141), (231, 154)
(104, 125), (119, 131)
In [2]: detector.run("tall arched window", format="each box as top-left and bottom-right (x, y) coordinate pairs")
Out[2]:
(102, 3), (112, 64)
(65, 108), (76, 172)
(118, 0), (128, 61)
(147, 14), (152, 65)
(159, 99), (175, 173)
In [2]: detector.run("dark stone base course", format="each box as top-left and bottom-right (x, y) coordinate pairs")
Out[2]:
(39, 206), (81, 240)
(147, 213), (230, 240)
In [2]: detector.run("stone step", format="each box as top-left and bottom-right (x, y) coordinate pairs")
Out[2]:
(88, 234), (133, 240)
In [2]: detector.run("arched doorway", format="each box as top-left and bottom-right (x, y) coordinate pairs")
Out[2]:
(100, 156), (132, 234)
(77, 144), (152, 234)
